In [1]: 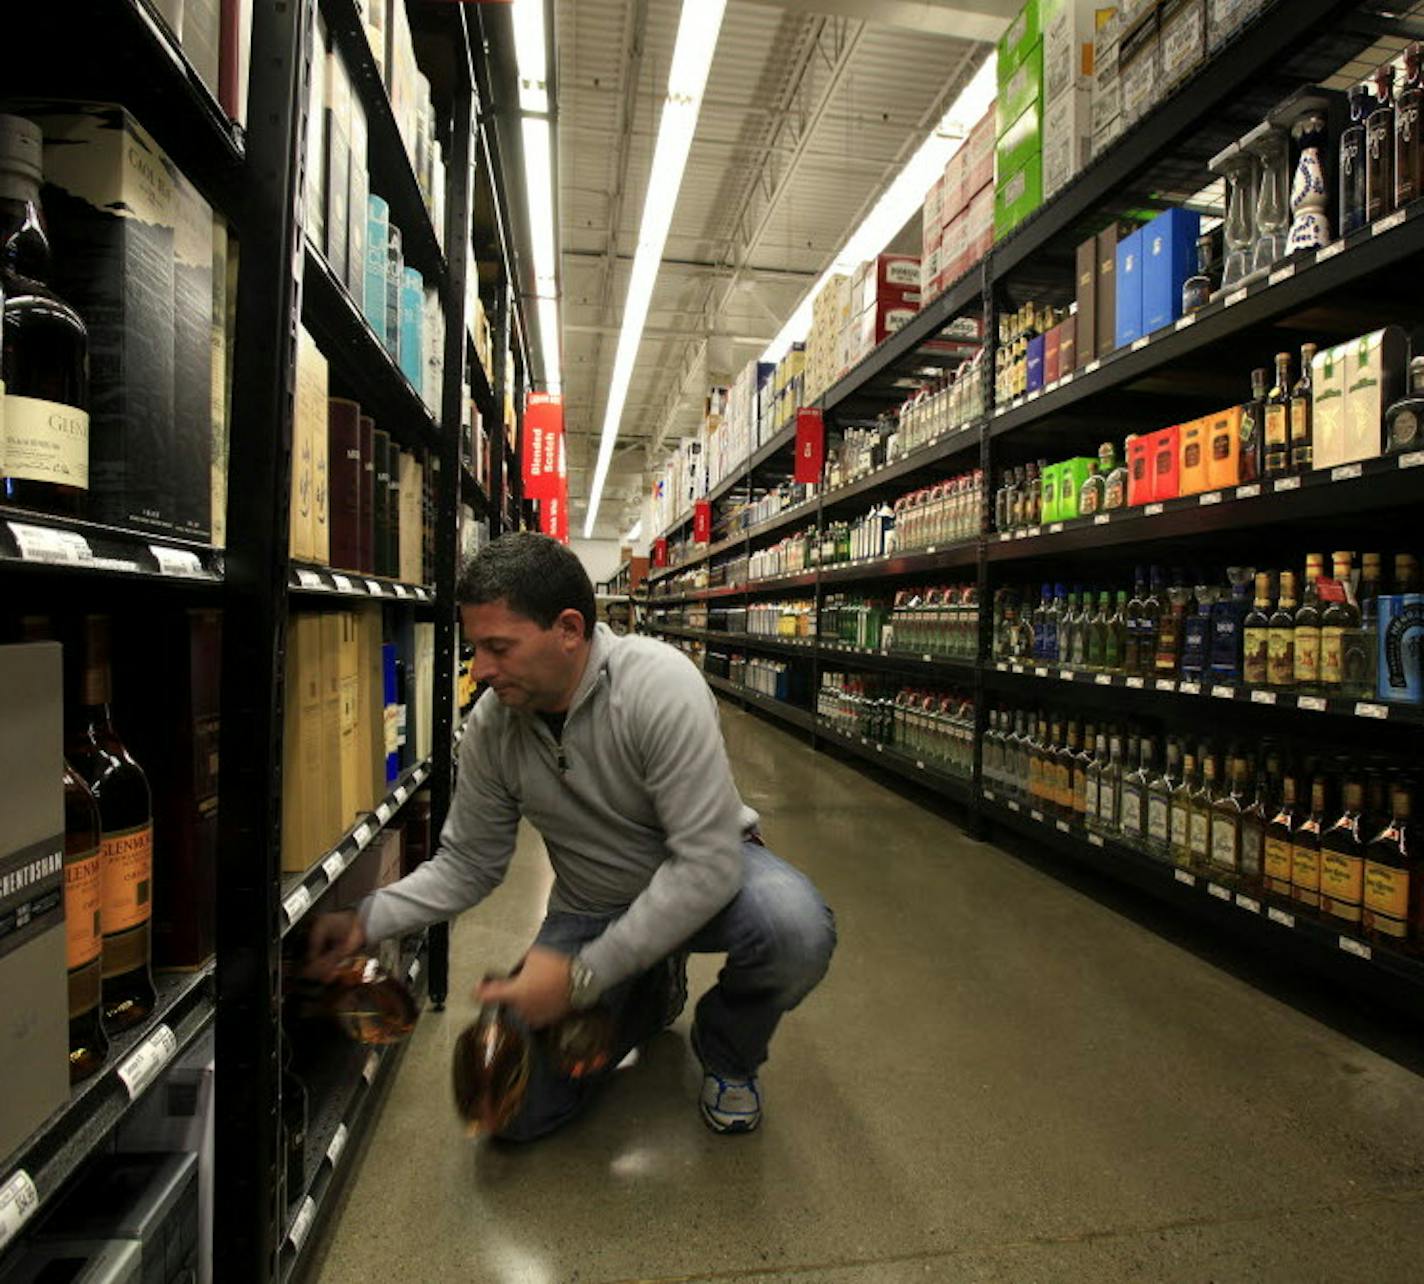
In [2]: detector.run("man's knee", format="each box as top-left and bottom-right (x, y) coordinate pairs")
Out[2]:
(753, 882), (837, 1003)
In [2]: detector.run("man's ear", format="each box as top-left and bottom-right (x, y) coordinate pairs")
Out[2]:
(556, 608), (587, 646)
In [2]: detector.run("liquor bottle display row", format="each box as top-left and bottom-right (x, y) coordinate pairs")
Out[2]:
(983, 702), (1421, 951)
(817, 671), (974, 779)
(0, 105), (236, 542)
(820, 585), (979, 659)
(992, 551), (1423, 704)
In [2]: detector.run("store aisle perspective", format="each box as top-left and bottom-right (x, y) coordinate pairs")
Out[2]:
(313, 706), (1424, 1284)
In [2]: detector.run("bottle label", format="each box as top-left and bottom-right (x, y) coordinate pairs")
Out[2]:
(1121, 785), (1142, 834)
(1363, 861), (1409, 934)
(1320, 851), (1363, 920)
(1295, 628), (1321, 685)
(1243, 626), (1269, 685)
(1264, 835), (1293, 891)
(1211, 431), (1231, 461)
(1170, 803), (1188, 851)
(1210, 817), (1238, 869)
(1190, 812), (1209, 855)
(1291, 841), (1321, 902)
(65, 844), (103, 970)
(1, 396), (90, 489)
(1148, 797), (1170, 842)
(1265, 405), (1288, 448)
(1290, 400), (1310, 444)
(1240, 825), (1264, 879)
(101, 822), (153, 934)
(1267, 631), (1295, 686)
(1392, 408), (1421, 449)
(1183, 442), (1201, 468)
(1320, 625), (1345, 684)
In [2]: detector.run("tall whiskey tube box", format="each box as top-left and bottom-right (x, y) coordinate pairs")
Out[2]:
(173, 170), (215, 541)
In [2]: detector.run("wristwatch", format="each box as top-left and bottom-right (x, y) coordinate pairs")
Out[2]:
(568, 954), (601, 1010)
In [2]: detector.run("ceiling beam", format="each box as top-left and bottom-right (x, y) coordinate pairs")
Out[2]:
(562, 249), (818, 282)
(566, 323), (773, 344)
(745, 0), (1015, 43)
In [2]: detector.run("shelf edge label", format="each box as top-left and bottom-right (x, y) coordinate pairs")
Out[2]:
(0, 1170), (39, 1254)
(290, 1196), (317, 1251)
(1056, 820), (1071, 833)
(1088, 832), (1105, 847)
(1199, 490), (1222, 506)
(117, 1023), (178, 1100)
(1251, 690), (1277, 705)
(363, 1051), (379, 1084)
(1125, 677), (1144, 689)
(283, 885), (312, 925)
(322, 852), (346, 883)
(1298, 695), (1326, 712)
(1338, 936), (1372, 959)
(1224, 287), (1248, 307)
(1093, 513), (1111, 525)
(296, 568), (324, 589)
(1235, 483), (1261, 499)
(1030, 809), (1044, 822)
(1330, 463), (1362, 482)
(326, 1122), (349, 1169)
(331, 573), (354, 592)
(1273, 476), (1301, 492)
(1175, 313), (1197, 330)
(1267, 906), (1295, 928)
(1268, 264), (1296, 286)
(1316, 240), (1344, 261)
(1174, 869), (1196, 886)
(1144, 503), (1164, 516)
(1355, 702), (1389, 720)
(1211, 684), (1235, 699)
(1235, 894), (1261, 914)
(1131, 336), (1150, 351)
(8, 521), (92, 565)
(150, 545), (205, 577)
(365, 579), (384, 596)
(1399, 450), (1424, 469)
(1372, 209), (1407, 236)
(1095, 674), (1113, 685)
(1208, 882), (1231, 901)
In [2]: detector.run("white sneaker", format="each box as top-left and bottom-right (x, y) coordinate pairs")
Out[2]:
(692, 1026), (761, 1134)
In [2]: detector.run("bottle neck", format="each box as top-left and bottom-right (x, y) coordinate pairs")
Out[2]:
(0, 176), (50, 280)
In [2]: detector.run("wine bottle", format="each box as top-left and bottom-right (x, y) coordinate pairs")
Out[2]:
(63, 761), (107, 1081)
(66, 615), (157, 1032)
(0, 114), (90, 515)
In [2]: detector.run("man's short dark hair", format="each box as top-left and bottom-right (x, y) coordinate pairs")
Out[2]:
(456, 533), (596, 638)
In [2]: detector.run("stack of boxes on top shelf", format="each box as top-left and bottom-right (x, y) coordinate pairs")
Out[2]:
(994, 2), (1044, 238)
(804, 275), (851, 405)
(1043, 0), (1098, 197)
(935, 111), (995, 297)
(846, 254), (922, 370)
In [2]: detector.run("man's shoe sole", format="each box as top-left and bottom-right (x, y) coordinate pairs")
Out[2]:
(700, 1101), (761, 1134)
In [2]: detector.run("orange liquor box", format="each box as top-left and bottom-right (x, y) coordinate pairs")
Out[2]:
(1149, 424), (1180, 501)
(1127, 433), (1153, 507)
(1206, 405), (1242, 489)
(1178, 416), (1210, 494)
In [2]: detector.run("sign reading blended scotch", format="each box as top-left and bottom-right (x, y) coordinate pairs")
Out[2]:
(522, 392), (564, 501)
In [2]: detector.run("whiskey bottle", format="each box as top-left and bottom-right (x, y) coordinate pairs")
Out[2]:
(1242, 572), (1272, 688)
(1340, 83), (1373, 236)
(1267, 570), (1298, 690)
(1320, 773), (1368, 929)
(1366, 64), (1397, 223)
(1294, 553), (1325, 691)
(1383, 356), (1424, 454)
(1239, 751), (1276, 896)
(1396, 43), (1423, 207)
(1363, 779), (1418, 948)
(1104, 443), (1130, 510)
(453, 1001), (532, 1137)
(1319, 550), (1359, 690)
(66, 615), (157, 1032)
(1156, 573), (1192, 677)
(1081, 447), (1111, 514)
(0, 114), (90, 516)
(63, 761), (107, 1082)
(1146, 738), (1180, 861)
(1190, 750), (1217, 873)
(1210, 754), (1251, 883)
(1239, 368), (1268, 483)
(1290, 343), (1318, 472)
(1291, 772), (1329, 911)
(1264, 770), (1299, 901)
(1342, 551), (1382, 698)
(1263, 351), (1293, 477)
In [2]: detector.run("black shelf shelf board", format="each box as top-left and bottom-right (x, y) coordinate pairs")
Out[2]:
(983, 659), (1424, 730)
(461, 465), (492, 517)
(990, 204), (1424, 443)
(708, 631), (816, 659)
(465, 337), (498, 420)
(816, 723), (971, 803)
(301, 242), (440, 453)
(744, 571), (817, 595)
(821, 264), (986, 419)
(748, 423), (798, 478)
(280, 758), (433, 938)
(986, 452), (1424, 562)
(0, 506), (224, 586)
(288, 561), (435, 604)
(822, 424), (984, 513)
(818, 541), (980, 584)
(976, 786), (1424, 991)
(0, 969), (214, 1228)
(321, 0), (447, 287)
(703, 673), (816, 731)
(817, 643), (976, 679)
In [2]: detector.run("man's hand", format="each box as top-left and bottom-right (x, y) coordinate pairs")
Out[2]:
(477, 947), (572, 1028)
(306, 910), (366, 982)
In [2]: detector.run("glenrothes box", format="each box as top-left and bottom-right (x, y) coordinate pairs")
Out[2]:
(1114, 227), (1144, 348)
(328, 399), (363, 572)
(1075, 235), (1097, 365)
(0, 643), (67, 1161)
(27, 102), (178, 534)
(172, 171), (215, 540)
(1142, 208), (1200, 332)
(1095, 220), (1137, 358)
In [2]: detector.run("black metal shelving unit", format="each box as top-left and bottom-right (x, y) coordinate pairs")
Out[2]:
(639, 0), (1424, 1014)
(0, 2), (531, 1280)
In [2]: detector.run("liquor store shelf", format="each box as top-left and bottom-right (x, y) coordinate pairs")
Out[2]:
(814, 722), (972, 803)
(0, 968), (215, 1248)
(976, 786), (1424, 991)
(461, 465), (492, 517)
(280, 759), (433, 938)
(280, 941), (426, 1283)
(983, 660), (1424, 730)
(702, 673), (816, 733)
(651, 623), (975, 678)
(301, 241), (440, 454)
(288, 562), (435, 603)
(0, 507), (225, 585)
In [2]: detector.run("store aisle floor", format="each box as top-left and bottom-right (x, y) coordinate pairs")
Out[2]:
(313, 706), (1424, 1284)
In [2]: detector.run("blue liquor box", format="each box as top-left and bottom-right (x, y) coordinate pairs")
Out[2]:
(1114, 227), (1144, 349)
(1142, 208), (1201, 333)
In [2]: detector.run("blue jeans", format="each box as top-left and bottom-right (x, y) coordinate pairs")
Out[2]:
(496, 840), (836, 1142)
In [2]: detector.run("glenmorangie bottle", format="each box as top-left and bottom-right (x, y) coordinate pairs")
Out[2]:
(64, 761), (107, 1080)
(68, 615), (156, 1031)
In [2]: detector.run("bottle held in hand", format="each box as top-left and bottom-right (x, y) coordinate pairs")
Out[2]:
(324, 955), (418, 1045)
(452, 997), (531, 1138)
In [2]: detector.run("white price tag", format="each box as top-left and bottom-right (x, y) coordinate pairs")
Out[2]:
(983, 788), (997, 801)
(289, 1196), (316, 1251)
(875, 743), (883, 753)
(1235, 483), (1261, 499)
(1211, 685), (1235, 699)
(916, 760), (925, 771)
(994, 405), (1007, 418)
(1298, 695), (1327, 712)
(1144, 503), (1164, 516)
(1059, 669), (1075, 682)
(1208, 882), (1231, 901)
(1088, 833), (1105, 847)
(326, 1122), (349, 1169)
(1095, 674), (1113, 686)
(1399, 450), (1424, 469)
(363, 1051), (379, 1084)
(1085, 360), (1102, 375)
(393, 584), (409, 598)
(1125, 676), (1144, 689)
(1251, 690), (1277, 705)
(1175, 313), (1197, 330)
(415, 587), (428, 600)
(331, 573), (354, 592)
(1014, 530), (1026, 539)
(1331, 463), (1362, 482)
(1373, 209), (1407, 236)
(322, 851), (346, 882)
(296, 568), (324, 589)
(394, 785), (409, 804)
(1049, 522), (1064, 533)
(150, 545), (204, 577)
(1027, 389), (1041, 402)
(1273, 476), (1301, 492)
(1000, 532), (1012, 542)
(1339, 936), (1372, 960)
(283, 885), (312, 924)
(1056, 820), (1071, 833)
(1224, 288), (1248, 307)
(1235, 894), (1261, 914)
(1093, 514), (1111, 526)
(1008, 800), (1021, 812)
(1027, 528), (1043, 539)
(1268, 906), (1295, 928)
(1268, 265), (1296, 286)
(117, 1024), (178, 1099)
(1355, 702), (1389, 720)
(1199, 491), (1222, 506)
(927, 544), (938, 553)
(365, 579), (384, 596)
(8, 522), (92, 564)
(922, 654), (934, 664)
(1061, 371), (1075, 386)
(0, 1171), (39, 1254)
(1034, 666), (1049, 678)
(1174, 869), (1196, 886)
(376, 802), (392, 824)
(1030, 809), (1045, 823)
(1316, 240), (1345, 262)
(1178, 681), (1201, 695)
(408, 959), (421, 984)
(1155, 679), (1176, 692)
(1046, 381), (1059, 394)
(1012, 664), (1025, 674)
(1131, 336), (1150, 352)
(352, 822), (373, 850)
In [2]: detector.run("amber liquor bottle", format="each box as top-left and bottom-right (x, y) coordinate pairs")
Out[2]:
(1239, 368), (1268, 483)
(1264, 770), (1299, 901)
(64, 761), (108, 1081)
(67, 615), (157, 1032)
(1267, 571), (1297, 691)
(1291, 772), (1329, 911)
(1367, 64), (1397, 223)
(1320, 774), (1368, 930)
(1242, 572), (1271, 688)
(1263, 353), (1292, 477)
(1294, 554), (1325, 691)
(1363, 779), (1419, 949)
(1239, 752), (1276, 896)
(1396, 44), (1423, 207)
(1290, 344), (1317, 473)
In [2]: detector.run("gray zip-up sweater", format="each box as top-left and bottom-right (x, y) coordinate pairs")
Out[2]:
(361, 624), (758, 991)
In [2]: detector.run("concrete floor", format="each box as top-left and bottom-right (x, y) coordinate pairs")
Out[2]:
(313, 705), (1424, 1284)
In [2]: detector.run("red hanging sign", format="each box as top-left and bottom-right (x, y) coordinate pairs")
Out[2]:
(522, 392), (564, 501)
(692, 499), (712, 544)
(653, 538), (668, 567)
(794, 407), (825, 484)
(538, 489), (569, 543)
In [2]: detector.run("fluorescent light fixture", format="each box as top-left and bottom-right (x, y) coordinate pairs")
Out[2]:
(623, 519), (643, 544)
(521, 106), (561, 391)
(582, 0), (727, 538)
(512, 0), (549, 113)
(761, 53), (998, 364)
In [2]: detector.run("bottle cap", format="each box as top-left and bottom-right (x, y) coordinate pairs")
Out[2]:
(0, 114), (43, 185)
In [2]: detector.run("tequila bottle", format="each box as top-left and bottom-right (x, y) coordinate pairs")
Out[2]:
(1145, 737), (1180, 861)
(1156, 573), (1192, 677)
(1395, 43), (1423, 208)
(1239, 751), (1277, 896)
(1319, 551), (1358, 691)
(1073, 722), (1096, 821)
(1210, 754), (1251, 883)
(1320, 774), (1368, 929)
(1294, 553), (1325, 690)
(1171, 750), (1198, 869)
(1263, 351), (1292, 477)
(1291, 772), (1330, 911)
(1085, 732), (1108, 832)
(1102, 733), (1125, 836)
(1264, 770), (1299, 901)
(1341, 552), (1382, 698)
(1340, 83), (1373, 236)
(1267, 570), (1298, 690)
(1366, 64), (1397, 223)
(1105, 590), (1128, 673)
(1189, 749), (1217, 873)
(1242, 571), (1272, 688)
(1058, 722), (1080, 818)
(1363, 779), (1419, 949)
(1086, 590), (1110, 669)
(1124, 568), (1148, 676)
(1120, 737), (1153, 851)
(1289, 343), (1317, 472)
(1239, 367), (1268, 483)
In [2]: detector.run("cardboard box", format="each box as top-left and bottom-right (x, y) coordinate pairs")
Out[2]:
(1094, 7), (1122, 81)
(942, 148), (967, 223)
(1044, 0), (1097, 103)
(966, 184), (996, 262)
(0, 643), (67, 1161)
(282, 613), (326, 872)
(998, 0), (1043, 76)
(1092, 75), (1123, 139)
(1026, 335), (1046, 393)
(1058, 312), (1078, 371)
(1057, 455), (1095, 519)
(290, 326), (319, 562)
(1120, 7), (1161, 126)
(997, 42), (1045, 136)
(1178, 415), (1210, 494)
(1092, 107), (1125, 160)
(1207, 405), (1242, 489)
(1075, 235), (1097, 365)
(1127, 433), (1153, 506)
(1044, 324), (1062, 383)
(858, 301), (919, 348)
(1096, 220), (1136, 357)
(1343, 327), (1407, 465)
(858, 254), (921, 307)
(172, 170), (215, 541)
(923, 175), (945, 243)
(995, 152), (1043, 240)
(1311, 343), (1348, 469)
(1160, 0), (1207, 87)
(1043, 87), (1092, 197)
(1114, 227), (1144, 348)
(997, 100), (1043, 189)
(1142, 208), (1200, 332)
(965, 108), (997, 196)
(1150, 424), (1181, 500)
